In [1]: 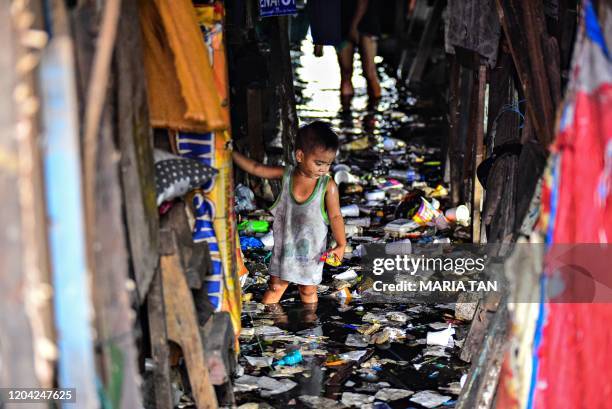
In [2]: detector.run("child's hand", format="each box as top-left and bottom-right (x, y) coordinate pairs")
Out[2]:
(329, 244), (346, 263)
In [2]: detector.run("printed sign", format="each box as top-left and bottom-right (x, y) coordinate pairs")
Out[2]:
(259, 0), (296, 17)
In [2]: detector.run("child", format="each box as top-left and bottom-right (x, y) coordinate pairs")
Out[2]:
(232, 121), (347, 305)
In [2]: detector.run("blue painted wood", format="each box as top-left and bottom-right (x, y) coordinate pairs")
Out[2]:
(39, 37), (99, 409)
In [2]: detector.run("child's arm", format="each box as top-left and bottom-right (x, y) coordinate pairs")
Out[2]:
(232, 151), (284, 179)
(325, 179), (347, 261)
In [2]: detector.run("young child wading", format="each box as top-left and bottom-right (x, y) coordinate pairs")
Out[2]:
(232, 121), (347, 305)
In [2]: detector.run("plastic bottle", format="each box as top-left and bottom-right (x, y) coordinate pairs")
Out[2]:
(388, 169), (423, 182)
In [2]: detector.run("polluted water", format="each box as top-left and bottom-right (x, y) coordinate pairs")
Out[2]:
(234, 31), (473, 409)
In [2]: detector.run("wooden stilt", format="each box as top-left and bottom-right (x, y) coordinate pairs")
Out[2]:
(406, 0), (444, 85)
(456, 297), (507, 409)
(471, 64), (488, 243)
(160, 231), (218, 409)
(147, 268), (174, 409)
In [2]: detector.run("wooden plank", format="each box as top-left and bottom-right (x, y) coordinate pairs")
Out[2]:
(495, 0), (557, 146)
(456, 299), (508, 409)
(246, 87), (265, 163)
(269, 16), (298, 163)
(447, 56), (462, 206)
(92, 107), (143, 409)
(460, 294), (501, 363)
(0, 1), (42, 391)
(10, 0), (57, 389)
(246, 86), (266, 192)
(161, 233), (218, 409)
(39, 22), (100, 409)
(462, 67), (479, 210)
(147, 268), (174, 409)
(406, 0), (444, 85)
(471, 64), (487, 243)
(116, 0), (159, 303)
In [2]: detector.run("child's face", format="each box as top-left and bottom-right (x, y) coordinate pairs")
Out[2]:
(296, 147), (337, 179)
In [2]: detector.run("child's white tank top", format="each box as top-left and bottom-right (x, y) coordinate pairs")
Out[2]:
(268, 165), (330, 285)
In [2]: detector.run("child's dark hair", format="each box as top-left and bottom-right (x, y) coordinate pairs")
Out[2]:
(295, 121), (339, 153)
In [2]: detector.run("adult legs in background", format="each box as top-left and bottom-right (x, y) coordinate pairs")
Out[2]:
(262, 275), (289, 304)
(337, 42), (356, 101)
(359, 34), (381, 100)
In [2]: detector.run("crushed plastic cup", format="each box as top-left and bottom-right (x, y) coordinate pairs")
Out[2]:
(340, 204), (360, 217)
(334, 170), (360, 185)
(445, 205), (470, 225)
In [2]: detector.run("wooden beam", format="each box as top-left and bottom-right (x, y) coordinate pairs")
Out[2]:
(246, 87), (265, 163)
(161, 230), (218, 409)
(495, 0), (558, 146)
(472, 64), (487, 243)
(456, 298), (508, 409)
(269, 16), (298, 163)
(448, 56), (462, 206)
(116, 0), (159, 303)
(0, 0), (43, 391)
(406, 0), (444, 85)
(92, 106), (144, 409)
(147, 268), (174, 409)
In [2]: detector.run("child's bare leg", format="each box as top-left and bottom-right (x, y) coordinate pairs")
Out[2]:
(298, 284), (318, 304)
(262, 276), (289, 304)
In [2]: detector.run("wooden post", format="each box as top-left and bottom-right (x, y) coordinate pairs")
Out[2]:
(448, 56), (462, 206)
(115, 0), (159, 302)
(246, 86), (266, 192)
(147, 268), (174, 409)
(472, 64), (488, 243)
(456, 298), (508, 409)
(40, 2), (100, 404)
(0, 0), (45, 391)
(495, 0), (560, 146)
(461, 66), (477, 208)
(269, 16), (298, 163)
(247, 87), (265, 163)
(406, 0), (444, 85)
(160, 231), (219, 409)
(92, 107), (144, 409)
